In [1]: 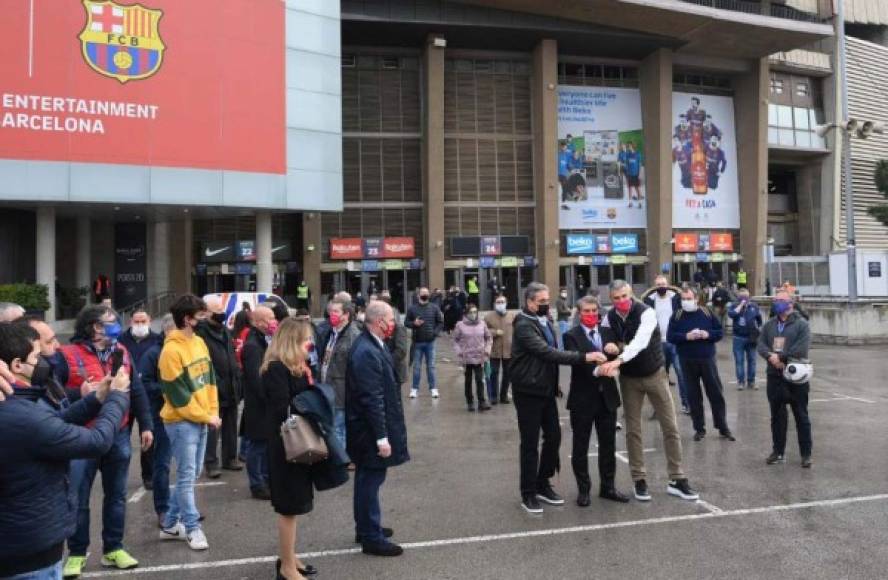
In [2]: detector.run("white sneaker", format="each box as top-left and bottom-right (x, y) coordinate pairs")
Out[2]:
(159, 522), (186, 541)
(431, 389), (440, 399)
(409, 389), (418, 399)
(186, 528), (209, 551)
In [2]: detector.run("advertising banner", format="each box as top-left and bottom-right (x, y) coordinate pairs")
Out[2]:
(114, 222), (146, 307)
(671, 92), (740, 228)
(363, 238), (383, 259)
(610, 233), (639, 254)
(674, 233), (698, 253)
(480, 236), (501, 256)
(566, 235), (596, 255)
(710, 233), (734, 252)
(557, 86), (647, 229)
(330, 238), (363, 260)
(479, 256), (496, 268)
(0, 0), (286, 173)
(237, 240), (256, 262)
(382, 237), (415, 258)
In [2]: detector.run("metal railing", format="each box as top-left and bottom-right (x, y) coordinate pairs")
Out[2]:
(117, 291), (178, 325)
(678, 0), (826, 23)
(767, 256), (830, 297)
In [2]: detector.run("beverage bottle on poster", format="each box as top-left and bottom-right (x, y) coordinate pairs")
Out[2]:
(691, 132), (707, 195)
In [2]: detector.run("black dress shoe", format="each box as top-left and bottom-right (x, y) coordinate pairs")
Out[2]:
(693, 431), (705, 442)
(362, 542), (403, 557)
(206, 466), (222, 479)
(576, 491), (591, 507)
(251, 487), (271, 500)
(276, 558), (318, 577)
(719, 430), (736, 442)
(599, 487), (631, 503)
(142, 479), (153, 491)
(355, 527), (393, 544)
(222, 461), (244, 471)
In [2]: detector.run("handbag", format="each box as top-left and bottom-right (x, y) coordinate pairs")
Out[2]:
(280, 414), (328, 465)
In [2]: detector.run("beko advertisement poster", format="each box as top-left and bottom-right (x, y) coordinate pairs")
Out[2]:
(671, 92), (740, 229)
(557, 86), (647, 229)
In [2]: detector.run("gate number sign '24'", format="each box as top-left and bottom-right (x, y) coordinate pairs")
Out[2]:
(79, 1), (165, 83)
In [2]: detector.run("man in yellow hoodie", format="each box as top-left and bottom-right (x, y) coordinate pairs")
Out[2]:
(157, 295), (219, 551)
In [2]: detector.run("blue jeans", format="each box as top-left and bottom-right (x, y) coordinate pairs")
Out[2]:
(662, 342), (688, 406)
(68, 428), (131, 555)
(6, 562), (62, 580)
(354, 466), (388, 545)
(163, 421), (207, 533)
(732, 336), (757, 385)
(334, 408), (346, 450)
(149, 393), (171, 516)
(411, 341), (437, 390)
(245, 438), (269, 492)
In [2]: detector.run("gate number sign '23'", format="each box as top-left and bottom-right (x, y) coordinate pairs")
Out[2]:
(0, 0), (286, 174)
(79, 1), (165, 83)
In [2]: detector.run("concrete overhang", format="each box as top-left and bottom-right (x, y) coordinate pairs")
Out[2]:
(451, 0), (834, 58)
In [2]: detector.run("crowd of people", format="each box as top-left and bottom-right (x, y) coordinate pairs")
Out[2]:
(0, 271), (813, 579)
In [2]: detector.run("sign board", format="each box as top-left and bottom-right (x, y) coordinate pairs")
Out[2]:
(592, 255), (609, 266)
(566, 234), (596, 255)
(711, 252), (725, 262)
(674, 233), (698, 253)
(0, 0), (285, 173)
(710, 233), (734, 252)
(382, 259), (405, 270)
(610, 255), (627, 265)
(479, 256), (496, 268)
(382, 237), (414, 258)
(114, 222), (146, 307)
(409, 259), (423, 270)
(481, 236), (501, 256)
(869, 261), (882, 278)
(201, 242), (235, 263)
(237, 240), (256, 262)
(361, 260), (380, 272)
(363, 238), (383, 259)
(330, 238), (363, 260)
(610, 233), (639, 254)
(501, 257), (519, 268)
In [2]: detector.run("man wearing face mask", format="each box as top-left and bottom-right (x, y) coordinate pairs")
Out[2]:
(317, 297), (362, 448)
(757, 290), (812, 468)
(377, 291), (409, 387)
(643, 276), (689, 414)
(667, 287), (735, 443)
(119, 309), (163, 490)
(555, 288), (572, 348)
(484, 296), (515, 404)
(563, 297), (629, 506)
(241, 305), (277, 500)
(0, 322), (131, 580)
(404, 287), (444, 399)
(346, 301), (409, 557)
(510, 283), (601, 514)
(196, 297), (243, 479)
(598, 280), (698, 503)
(17, 316), (67, 409)
(58, 305), (152, 577)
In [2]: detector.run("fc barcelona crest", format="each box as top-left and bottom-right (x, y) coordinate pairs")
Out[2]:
(79, 0), (165, 83)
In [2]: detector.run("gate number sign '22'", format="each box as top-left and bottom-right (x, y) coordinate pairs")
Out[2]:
(80, 1), (165, 83)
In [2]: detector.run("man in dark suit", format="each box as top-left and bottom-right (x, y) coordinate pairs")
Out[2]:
(242, 306), (276, 500)
(563, 297), (630, 506)
(346, 301), (409, 557)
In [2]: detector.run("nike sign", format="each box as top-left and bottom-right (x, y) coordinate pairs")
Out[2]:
(272, 245), (287, 254)
(205, 246), (231, 257)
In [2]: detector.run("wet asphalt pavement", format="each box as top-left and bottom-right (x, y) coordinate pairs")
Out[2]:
(71, 336), (888, 580)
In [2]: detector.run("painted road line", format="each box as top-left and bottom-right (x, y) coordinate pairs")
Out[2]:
(615, 449), (655, 464)
(83, 493), (888, 577)
(128, 482), (227, 504)
(696, 499), (724, 514)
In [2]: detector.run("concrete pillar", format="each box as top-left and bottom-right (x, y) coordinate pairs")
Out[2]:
(735, 58), (770, 295)
(148, 221), (170, 297)
(36, 207), (56, 323)
(183, 218), (193, 293)
(639, 48), (674, 282)
(168, 219), (193, 294)
(532, 39), (559, 291)
(422, 34), (446, 292)
(76, 217), (91, 291)
(256, 211), (273, 292)
(302, 212), (322, 317)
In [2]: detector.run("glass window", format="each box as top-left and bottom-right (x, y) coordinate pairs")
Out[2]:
(796, 82), (809, 97)
(793, 107), (810, 130)
(795, 130), (812, 148)
(768, 103), (778, 126)
(770, 78), (784, 94)
(776, 105), (793, 128)
(768, 127), (779, 144)
(778, 128), (794, 146)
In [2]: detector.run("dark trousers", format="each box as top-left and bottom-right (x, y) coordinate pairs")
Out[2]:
(245, 438), (269, 491)
(68, 428), (131, 555)
(353, 466), (388, 545)
(681, 357), (729, 433)
(488, 358), (511, 402)
(149, 393), (172, 516)
(767, 374), (812, 457)
(570, 406), (617, 493)
(513, 392), (561, 496)
(464, 364), (486, 405)
(205, 404), (239, 468)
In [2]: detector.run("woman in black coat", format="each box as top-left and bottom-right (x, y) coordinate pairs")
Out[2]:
(261, 318), (318, 580)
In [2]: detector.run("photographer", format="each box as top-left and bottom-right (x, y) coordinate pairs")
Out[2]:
(0, 322), (131, 580)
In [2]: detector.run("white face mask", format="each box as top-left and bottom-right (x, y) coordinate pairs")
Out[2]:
(131, 324), (150, 338)
(495, 303), (507, 314)
(681, 300), (698, 313)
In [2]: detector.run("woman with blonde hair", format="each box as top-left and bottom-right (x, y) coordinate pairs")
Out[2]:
(261, 318), (318, 579)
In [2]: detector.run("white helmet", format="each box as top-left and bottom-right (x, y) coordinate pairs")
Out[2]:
(783, 359), (813, 385)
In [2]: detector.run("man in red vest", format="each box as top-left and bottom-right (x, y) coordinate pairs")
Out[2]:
(57, 305), (153, 578)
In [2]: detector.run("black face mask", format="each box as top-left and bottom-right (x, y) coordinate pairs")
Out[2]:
(536, 304), (550, 317)
(656, 287), (668, 296)
(30, 357), (53, 387)
(419, 295), (429, 302)
(211, 312), (227, 326)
